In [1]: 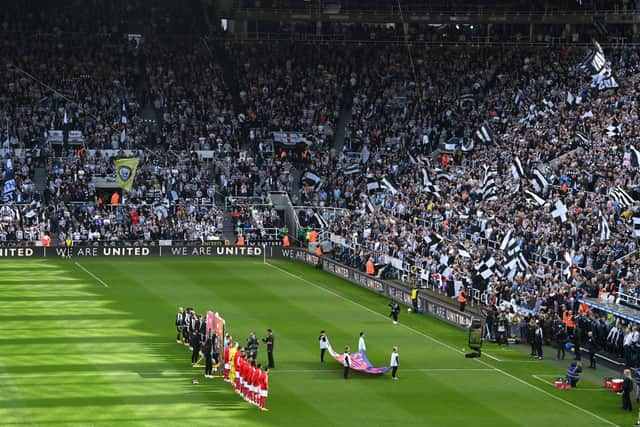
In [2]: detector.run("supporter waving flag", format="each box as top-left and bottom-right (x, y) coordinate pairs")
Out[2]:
(511, 156), (526, 180)
(598, 210), (610, 241)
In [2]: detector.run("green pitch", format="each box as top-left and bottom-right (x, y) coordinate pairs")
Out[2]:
(0, 257), (630, 426)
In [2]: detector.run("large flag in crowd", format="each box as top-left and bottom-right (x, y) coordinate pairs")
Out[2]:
(115, 157), (140, 192)
(581, 40), (619, 91)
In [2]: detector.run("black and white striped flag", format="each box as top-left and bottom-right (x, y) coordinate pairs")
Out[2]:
(552, 199), (568, 222)
(381, 177), (400, 195)
(366, 175), (380, 192)
(530, 169), (549, 192)
(460, 93), (475, 106)
(425, 232), (444, 251)
(511, 156), (526, 180)
(475, 124), (494, 145)
(516, 252), (529, 272)
(630, 145), (640, 168)
(563, 251), (573, 280)
(480, 165), (497, 201)
(499, 229), (513, 251)
(633, 215), (640, 238)
(344, 164), (361, 175)
(457, 242), (472, 258)
(576, 130), (592, 149)
(598, 210), (610, 241)
(524, 190), (546, 207)
(475, 256), (497, 280)
(606, 124), (622, 138)
(610, 187), (635, 208)
(461, 138), (474, 152)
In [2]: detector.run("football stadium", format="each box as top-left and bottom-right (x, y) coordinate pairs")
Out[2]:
(2, 0), (640, 426)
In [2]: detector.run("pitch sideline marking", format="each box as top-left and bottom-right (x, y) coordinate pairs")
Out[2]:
(482, 352), (502, 362)
(265, 261), (618, 427)
(74, 262), (109, 288)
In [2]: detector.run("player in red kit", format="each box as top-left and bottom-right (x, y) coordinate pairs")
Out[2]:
(223, 342), (231, 382)
(251, 364), (262, 406)
(259, 367), (269, 411)
(234, 349), (244, 394)
(246, 361), (256, 403)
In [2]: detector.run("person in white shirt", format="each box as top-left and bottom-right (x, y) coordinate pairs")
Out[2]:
(358, 332), (366, 353)
(390, 346), (399, 380)
(343, 346), (351, 379)
(319, 331), (329, 364)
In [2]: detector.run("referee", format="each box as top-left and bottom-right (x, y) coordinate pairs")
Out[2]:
(262, 329), (275, 369)
(343, 346), (351, 379)
(390, 346), (399, 380)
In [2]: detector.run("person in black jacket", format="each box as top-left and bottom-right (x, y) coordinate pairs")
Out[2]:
(585, 331), (598, 369)
(247, 332), (259, 360)
(555, 322), (567, 360)
(534, 322), (544, 360)
(343, 346), (351, 379)
(262, 329), (275, 369)
(204, 335), (214, 378)
(389, 300), (400, 325)
(623, 369), (633, 412)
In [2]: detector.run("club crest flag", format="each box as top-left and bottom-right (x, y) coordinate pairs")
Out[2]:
(327, 342), (390, 374)
(115, 157), (139, 192)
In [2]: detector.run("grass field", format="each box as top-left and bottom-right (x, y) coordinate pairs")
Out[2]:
(0, 257), (632, 426)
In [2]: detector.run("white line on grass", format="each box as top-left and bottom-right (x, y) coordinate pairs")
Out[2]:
(265, 261), (618, 427)
(74, 262), (109, 288)
(482, 352), (502, 362)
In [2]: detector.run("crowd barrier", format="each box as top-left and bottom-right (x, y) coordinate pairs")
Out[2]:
(3, 245), (477, 329)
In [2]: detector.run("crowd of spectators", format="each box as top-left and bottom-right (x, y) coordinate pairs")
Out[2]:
(2, 8), (640, 362)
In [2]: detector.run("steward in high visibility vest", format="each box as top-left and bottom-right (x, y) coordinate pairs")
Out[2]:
(237, 235), (245, 246)
(411, 287), (419, 312)
(282, 235), (290, 247)
(458, 286), (467, 312)
(315, 245), (323, 257)
(41, 234), (51, 247)
(366, 258), (375, 275)
(309, 230), (318, 243)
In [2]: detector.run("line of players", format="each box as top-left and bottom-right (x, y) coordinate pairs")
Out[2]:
(223, 340), (269, 411)
(175, 307), (269, 410)
(175, 307), (217, 376)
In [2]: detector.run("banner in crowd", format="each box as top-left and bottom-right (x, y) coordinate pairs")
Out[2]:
(327, 342), (390, 374)
(115, 157), (140, 192)
(46, 130), (64, 143)
(273, 132), (311, 146)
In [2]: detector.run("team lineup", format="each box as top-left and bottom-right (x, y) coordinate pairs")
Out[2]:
(175, 302), (402, 410)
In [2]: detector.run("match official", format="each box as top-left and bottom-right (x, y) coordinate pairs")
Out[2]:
(262, 329), (275, 369)
(390, 346), (399, 380)
(343, 346), (351, 379)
